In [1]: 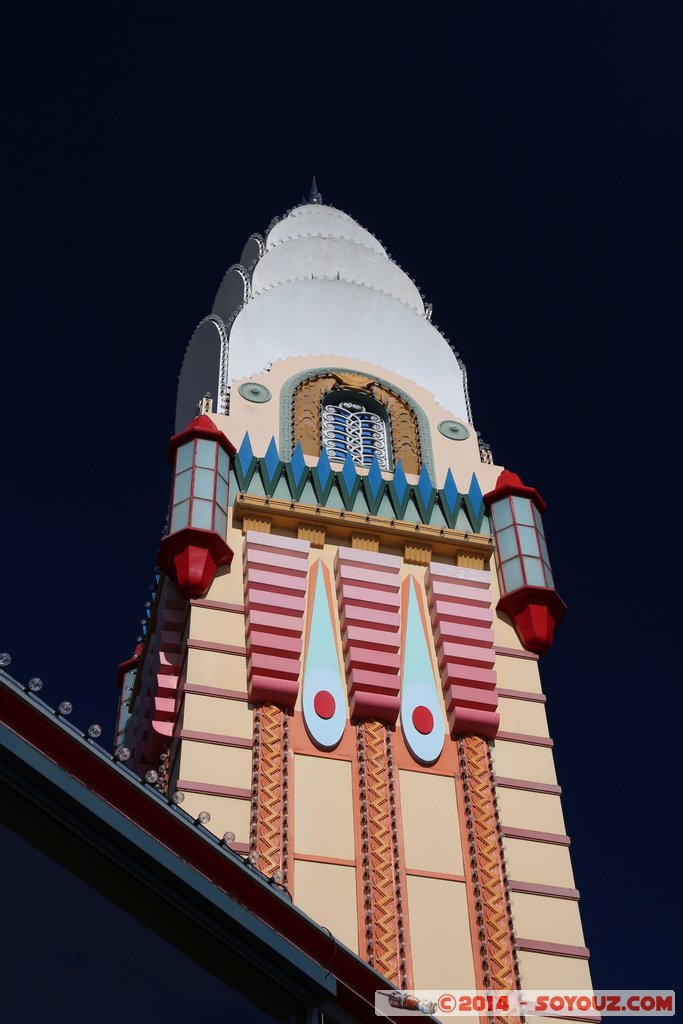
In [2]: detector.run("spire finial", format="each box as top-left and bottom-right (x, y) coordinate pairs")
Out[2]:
(308, 176), (323, 204)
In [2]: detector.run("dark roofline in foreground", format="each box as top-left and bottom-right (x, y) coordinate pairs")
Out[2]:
(0, 669), (420, 1024)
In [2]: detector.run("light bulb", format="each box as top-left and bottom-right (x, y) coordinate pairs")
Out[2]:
(27, 677), (43, 692)
(144, 770), (159, 784)
(86, 724), (102, 739)
(115, 746), (131, 762)
(271, 869), (283, 884)
(171, 791), (185, 805)
(57, 701), (73, 716)
(0, 653), (11, 667)
(222, 831), (236, 844)
(196, 811), (211, 825)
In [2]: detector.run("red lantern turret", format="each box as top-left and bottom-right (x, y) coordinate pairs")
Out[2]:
(484, 470), (566, 655)
(156, 415), (235, 599)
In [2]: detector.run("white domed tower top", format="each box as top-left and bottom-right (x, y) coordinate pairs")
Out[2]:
(176, 186), (471, 430)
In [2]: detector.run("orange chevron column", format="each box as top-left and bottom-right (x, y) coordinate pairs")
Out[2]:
(458, 736), (523, 1022)
(250, 702), (289, 880)
(357, 720), (408, 986)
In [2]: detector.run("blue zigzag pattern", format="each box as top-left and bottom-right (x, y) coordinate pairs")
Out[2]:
(232, 435), (489, 533)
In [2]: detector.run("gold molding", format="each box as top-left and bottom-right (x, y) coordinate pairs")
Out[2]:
(297, 523), (326, 547)
(233, 493), (493, 563)
(351, 533), (380, 552)
(242, 515), (272, 535)
(403, 542), (432, 565)
(456, 551), (487, 570)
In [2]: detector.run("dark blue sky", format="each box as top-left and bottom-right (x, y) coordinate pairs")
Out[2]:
(2, 3), (680, 997)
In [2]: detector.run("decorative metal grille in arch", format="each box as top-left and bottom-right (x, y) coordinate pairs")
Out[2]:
(321, 399), (391, 469)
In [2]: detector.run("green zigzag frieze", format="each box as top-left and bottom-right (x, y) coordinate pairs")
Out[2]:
(231, 434), (490, 534)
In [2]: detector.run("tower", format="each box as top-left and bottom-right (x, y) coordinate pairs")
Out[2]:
(116, 189), (592, 1009)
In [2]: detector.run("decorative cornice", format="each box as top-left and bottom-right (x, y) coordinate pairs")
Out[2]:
(233, 492), (493, 562)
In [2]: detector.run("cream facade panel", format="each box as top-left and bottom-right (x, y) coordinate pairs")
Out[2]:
(180, 792), (250, 844)
(399, 770), (463, 875)
(294, 755), (356, 860)
(190, 606), (246, 647)
(498, 697), (550, 738)
(519, 951), (593, 990)
(492, 740), (558, 785)
(495, 655), (543, 695)
(497, 788), (566, 835)
(186, 648), (248, 693)
(406, 877), (475, 990)
(206, 529), (245, 606)
(182, 693), (253, 738)
(293, 861), (358, 953)
(505, 838), (575, 888)
(179, 739), (251, 787)
(511, 892), (585, 946)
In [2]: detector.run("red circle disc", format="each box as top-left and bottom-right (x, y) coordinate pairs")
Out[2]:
(412, 705), (434, 735)
(314, 690), (336, 720)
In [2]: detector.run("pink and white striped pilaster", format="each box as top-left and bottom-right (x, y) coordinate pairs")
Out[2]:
(426, 562), (499, 739)
(335, 546), (402, 723)
(243, 531), (310, 707)
(152, 592), (186, 740)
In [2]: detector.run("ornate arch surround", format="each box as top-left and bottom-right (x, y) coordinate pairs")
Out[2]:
(280, 368), (435, 482)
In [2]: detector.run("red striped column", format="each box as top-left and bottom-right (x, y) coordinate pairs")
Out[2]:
(336, 546), (406, 984)
(426, 563), (499, 739)
(152, 592), (186, 740)
(244, 531), (310, 881)
(335, 547), (401, 723)
(243, 531), (310, 707)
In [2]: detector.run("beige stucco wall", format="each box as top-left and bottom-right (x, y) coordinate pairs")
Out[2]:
(182, 692), (253, 738)
(180, 791), (250, 844)
(492, 740), (558, 785)
(504, 838), (576, 888)
(294, 755), (356, 860)
(185, 647), (248, 693)
(497, 696), (550, 737)
(178, 739), (251, 787)
(511, 891), (584, 946)
(294, 860), (359, 953)
(207, 516), (245, 605)
(495, 654), (543, 695)
(496, 788), (566, 835)
(190, 605), (246, 647)
(406, 876), (475, 990)
(400, 770), (463, 874)
(519, 950), (593, 989)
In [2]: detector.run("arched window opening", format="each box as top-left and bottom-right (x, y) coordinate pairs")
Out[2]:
(321, 389), (391, 469)
(290, 370), (425, 475)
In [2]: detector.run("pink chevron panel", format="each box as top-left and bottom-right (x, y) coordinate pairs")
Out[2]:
(337, 582), (398, 609)
(335, 546), (402, 723)
(243, 531), (310, 707)
(340, 605), (401, 631)
(426, 562), (500, 739)
(246, 608), (305, 636)
(245, 590), (306, 615)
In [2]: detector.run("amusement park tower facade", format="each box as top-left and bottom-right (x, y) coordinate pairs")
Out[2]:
(116, 186), (593, 1005)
